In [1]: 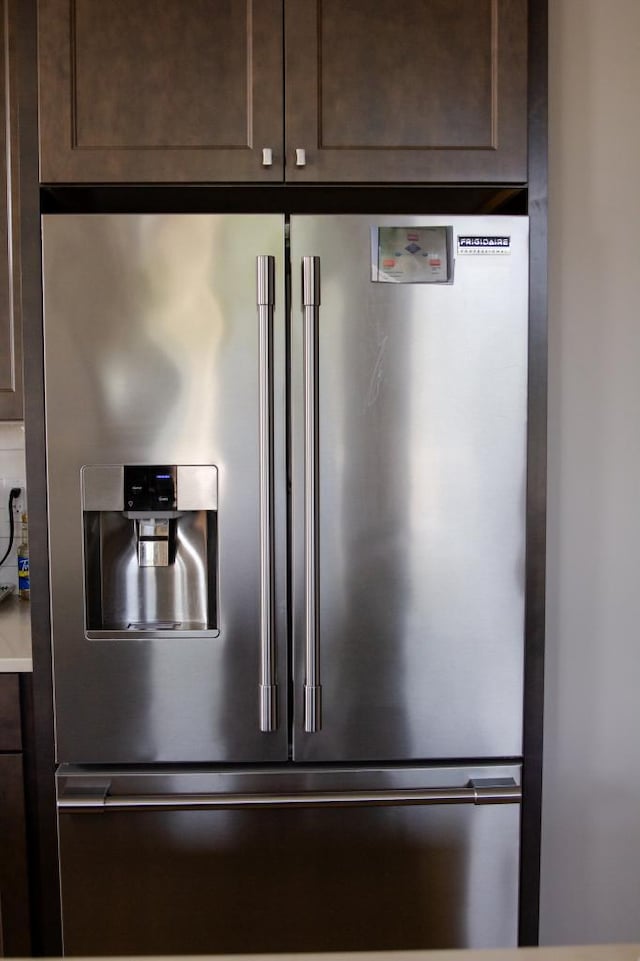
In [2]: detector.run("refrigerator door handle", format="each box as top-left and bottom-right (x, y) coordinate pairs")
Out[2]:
(257, 255), (278, 732)
(302, 256), (322, 733)
(58, 781), (521, 813)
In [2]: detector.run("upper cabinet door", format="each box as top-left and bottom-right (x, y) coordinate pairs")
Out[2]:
(37, 0), (284, 183)
(284, 0), (528, 183)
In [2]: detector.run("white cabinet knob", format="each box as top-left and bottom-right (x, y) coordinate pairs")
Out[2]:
(295, 148), (306, 167)
(262, 147), (273, 167)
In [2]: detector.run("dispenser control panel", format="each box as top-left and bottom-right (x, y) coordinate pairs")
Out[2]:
(124, 466), (177, 512)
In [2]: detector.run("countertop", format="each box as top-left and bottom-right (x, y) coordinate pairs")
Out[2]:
(18, 947), (637, 961)
(0, 593), (32, 671)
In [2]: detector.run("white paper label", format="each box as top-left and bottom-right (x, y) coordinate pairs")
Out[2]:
(374, 226), (450, 283)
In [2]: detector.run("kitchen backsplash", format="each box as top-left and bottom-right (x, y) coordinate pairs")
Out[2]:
(0, 422), (27, 589)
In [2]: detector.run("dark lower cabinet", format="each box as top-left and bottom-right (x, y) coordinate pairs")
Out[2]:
(0, 676), (31, 957)
(37, 0), (528, 185)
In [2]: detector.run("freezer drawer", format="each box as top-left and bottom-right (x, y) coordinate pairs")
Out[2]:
(57, 765), (521, 954)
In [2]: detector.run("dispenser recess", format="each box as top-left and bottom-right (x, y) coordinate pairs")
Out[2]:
(82, 465), (219, 638)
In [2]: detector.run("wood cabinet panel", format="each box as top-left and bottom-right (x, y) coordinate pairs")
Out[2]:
(38, 0), (528, 185)
(0, 675), (21, 752)
(0, 753), (30, 955)
(285, 0), (528, 183)
(38, 0), (284, 182)
(0, 0), (22, 420)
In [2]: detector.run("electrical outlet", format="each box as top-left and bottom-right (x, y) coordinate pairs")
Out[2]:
(10, 487), (25, 518)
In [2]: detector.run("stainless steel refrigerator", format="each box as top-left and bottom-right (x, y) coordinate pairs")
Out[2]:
(42, 213), (528, 954)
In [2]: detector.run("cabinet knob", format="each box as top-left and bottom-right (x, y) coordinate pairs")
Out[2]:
(295, 148), (306, 167)
(262, 148), (273, 167)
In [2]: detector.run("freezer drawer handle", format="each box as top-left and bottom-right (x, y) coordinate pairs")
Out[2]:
(257, 255), (278, 732)
(302, 255), (322, 733)
(57, 780), (521, 813)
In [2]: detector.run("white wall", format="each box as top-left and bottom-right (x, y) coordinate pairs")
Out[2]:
(541, 0), (640, 944)
(0, 422), (27, 589)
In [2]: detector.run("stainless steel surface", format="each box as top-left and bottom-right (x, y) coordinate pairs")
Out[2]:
(82, 468), (216, 629)
(45, 213), (528, 954)
(82, 464), (219, 511)
(302, 256), (321, 733)
(175, 465), (218, 510)
(84, 508), (215, 634)
(56, 764), (521, 953)
(42, 214), (288, 763)
(81, 465), (124, 511)
(59, 784), (521, 813)
(257, 255), (277, 732)
(296, 147), (306, 166)
(137, 519), (170, 537)
(56, 761), (521, 791)
(261, 147), (273, 167)
(290, 215), (528, 761)
(136, 521), (169, 568)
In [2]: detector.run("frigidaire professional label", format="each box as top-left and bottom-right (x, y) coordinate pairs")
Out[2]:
(457, 235), (511, 255)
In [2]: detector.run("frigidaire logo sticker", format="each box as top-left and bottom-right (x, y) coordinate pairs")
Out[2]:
(457, 235), (511, 255)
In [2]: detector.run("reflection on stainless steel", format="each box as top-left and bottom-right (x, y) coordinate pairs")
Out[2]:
(84, 509), (215, 632)
(136, 518), (171, 567)
(175, 465), (218, 511)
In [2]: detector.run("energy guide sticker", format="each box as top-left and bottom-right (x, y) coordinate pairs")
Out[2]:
(374, 225), (451, 283)
(457, 235), (511, 255)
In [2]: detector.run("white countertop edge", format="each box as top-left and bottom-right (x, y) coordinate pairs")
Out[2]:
(0, 654), (33, 672)
(47, 946), (640, 961)
(0, 594), (33, 672)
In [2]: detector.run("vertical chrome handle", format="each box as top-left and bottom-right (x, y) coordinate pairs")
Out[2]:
(302, 256), (321, 732)
(257, 255), (277, 732)
(296, 148), (306, 167)
(262, 147), (273, 167)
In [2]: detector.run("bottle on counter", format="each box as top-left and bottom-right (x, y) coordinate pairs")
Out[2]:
(17, 512), (29, 600)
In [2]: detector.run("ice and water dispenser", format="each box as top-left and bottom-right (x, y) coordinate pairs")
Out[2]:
(82, 465), (218, 636)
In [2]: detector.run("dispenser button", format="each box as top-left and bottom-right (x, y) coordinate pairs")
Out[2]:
(124, 466), (176, 511)
(124, 466), (150, 510)
(151, 469), (176, 510)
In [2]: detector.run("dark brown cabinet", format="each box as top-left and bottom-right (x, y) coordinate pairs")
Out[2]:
(285, 0), (527, 183)
(0, 0), (23, 420)
(38, 0), (528, 185)
(0, 675), (31, 957)
(38, 0), (284, 183)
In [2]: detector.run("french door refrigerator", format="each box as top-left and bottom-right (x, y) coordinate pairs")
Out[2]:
(42, 213), (528, 954)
